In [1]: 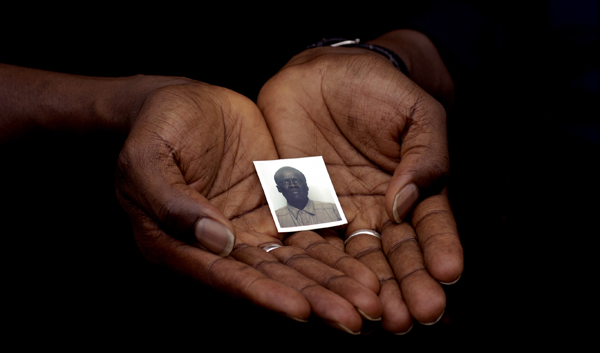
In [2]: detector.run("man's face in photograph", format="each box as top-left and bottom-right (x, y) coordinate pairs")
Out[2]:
(275, 168), (309, 204)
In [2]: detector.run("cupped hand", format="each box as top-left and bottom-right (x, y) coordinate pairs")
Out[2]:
(115, 79), (381, 333)
(258, 46), (463, 333)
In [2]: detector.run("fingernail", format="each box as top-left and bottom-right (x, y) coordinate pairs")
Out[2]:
(419, 310), (445, 326)
(440, 274), (461, 285)
(194, 218), (235, 257)
(286, 314), (309, 323)
(324, 320), (361, 335)
(392, 183), (419, 223)
(334, 323), (361, 335)
(357, 308), (382, 322)
(393, 323), (414, 335)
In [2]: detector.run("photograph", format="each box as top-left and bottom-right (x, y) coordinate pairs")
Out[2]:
(254, 156), (348, 232)
(2, 1), (597, 347)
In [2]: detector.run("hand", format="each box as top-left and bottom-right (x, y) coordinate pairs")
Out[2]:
(115, 79), (382, 333)
(258, 45), (463, 333)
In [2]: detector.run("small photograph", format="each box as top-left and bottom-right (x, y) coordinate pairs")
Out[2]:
(254, 156), (347, 233)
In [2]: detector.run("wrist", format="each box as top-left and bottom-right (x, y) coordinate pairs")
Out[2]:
(367, 29), (455, 108)
(305, 38), (409, 77)
(107, 74), (193, 134)
(0, 64), (133, 138)
(0, 64), (192, 140)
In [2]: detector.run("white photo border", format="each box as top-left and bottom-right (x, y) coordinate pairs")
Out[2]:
(253, 156), (347, 233)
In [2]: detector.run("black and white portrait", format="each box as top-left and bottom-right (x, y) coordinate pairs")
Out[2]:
(254, 156), (347, 232)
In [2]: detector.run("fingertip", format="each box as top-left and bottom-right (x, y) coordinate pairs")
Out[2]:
(413, 296), (446, 326)
(301, 285), (364, 335)
(379, 280), (414, 334)
(392, 324), (414, 335)
(401, 271), (446, 325)
(419, 309), (445, 326)
(195, 217), (236, 257)
(425, 244), (464, 285)
(354, 293), (384, 322)
(382, 308), (414, 334)
(325, 321), (362, 335)
(392, 182), (419, 223)
(280, 297), (312, 323)
(357, 308), (382, 322)
(256, 279), (313, 323)
(440, 274), (461, 285)
(325, 277), (383, 323)
(431, 261), (463, 285)
(286, 314), (310, 323)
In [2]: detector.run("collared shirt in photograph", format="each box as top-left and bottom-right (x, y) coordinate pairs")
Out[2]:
(276, 199), (341, 228)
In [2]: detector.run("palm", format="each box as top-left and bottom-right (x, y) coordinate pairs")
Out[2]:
(177, 86), (279, 239)
(116, 82), (381, 333)
(259, 47), (462, 332)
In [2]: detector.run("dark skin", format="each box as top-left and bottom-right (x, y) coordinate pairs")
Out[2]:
(0, 64), (383, 334)
(258, 29), (463, 332)
(114, 81), (386, 334)
(1, 28), (463, 335)
(275, 167), (309, 209)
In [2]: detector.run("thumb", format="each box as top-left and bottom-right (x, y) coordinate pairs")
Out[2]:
(385, 98), (449, 223)
(164, 186), (236, 257)
(116, 142), (236, 257)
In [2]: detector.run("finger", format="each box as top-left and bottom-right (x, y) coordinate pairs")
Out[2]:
(385, 97), (450, 223)
(129, 216), (310, 322)
(344, 230), (413, 334)
(285, 231), (380, 295)
(323, 234), (345, 252)
(116, 137), (235, 257)
(381, 221), (446, 324)
(276, 235), (383, 322)
(412, 189), (463, 284)
(232, 242), (364, 334)
(379, 278), (414, 334)
(320, 228), (345, 252)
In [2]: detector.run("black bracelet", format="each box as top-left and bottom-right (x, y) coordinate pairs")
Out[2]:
(306, 38), (409, 77)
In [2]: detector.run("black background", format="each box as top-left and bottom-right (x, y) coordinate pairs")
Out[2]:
(2, 1), (598, 349)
